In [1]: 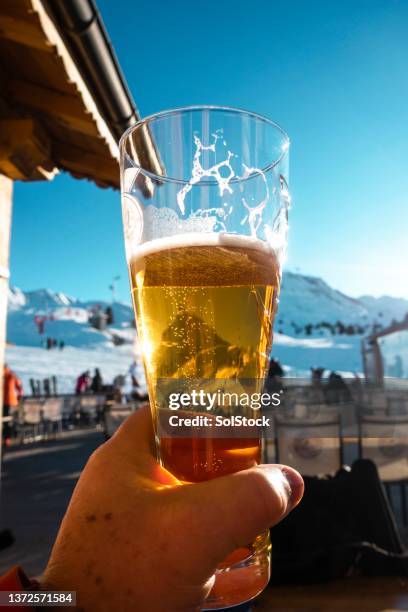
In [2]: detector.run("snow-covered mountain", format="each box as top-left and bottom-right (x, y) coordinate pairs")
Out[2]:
(276, 272), (408, 335)
(358, 295), (408, 325)
(5, 273), (408, 389)
(6, 286), (135, 348)
(6, 272), (408, 348)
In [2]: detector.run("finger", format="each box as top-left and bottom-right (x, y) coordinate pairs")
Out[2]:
(171, 464), (304, 576)
(109, 403), (155, 455)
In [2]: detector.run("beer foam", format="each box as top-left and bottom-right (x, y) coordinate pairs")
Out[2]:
(177, 131), (235, 215)
(132, 232), (275, 263)
(130, 231), (281, 287)
(144, 204), (220, 240)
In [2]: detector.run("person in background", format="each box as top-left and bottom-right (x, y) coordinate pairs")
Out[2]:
(265, 357), (284, 393)
(2, 365), (23, 446)
(311, 366), (325, 387)
(128, 360), (139, 384)
(349, 371), (363, 403)
(75, 371), (91, 395)
(128, 360), (148, 401)
(310, 367), (326, 402)
(90, 368), (103, 394)
(325, 371), (352, 403)
(130, 375), (149, 402)
(268, 357), (284, 379)
(112, 374), (125, 403)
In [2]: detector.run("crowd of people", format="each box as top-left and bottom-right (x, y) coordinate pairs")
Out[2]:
(4, 357), (363, 418)
(264, 357), (360, 404)
(74, 364), (148, 403)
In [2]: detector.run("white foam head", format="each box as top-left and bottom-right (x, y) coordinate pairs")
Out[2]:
(131, 232), (274, 263)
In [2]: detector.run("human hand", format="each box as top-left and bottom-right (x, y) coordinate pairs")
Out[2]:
(43, 405), (303, 611)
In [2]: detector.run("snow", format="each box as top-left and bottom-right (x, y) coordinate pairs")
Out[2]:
(272, 334), (362, 376)
(359, 295), (408, 324)
(273, 332), (351, 349)
(276, 272), (367, 332)
(5, 334), (364, 394)
(5, 344), (142, 395)
(5, 277), (408, 387)
(5, 287), (142, 392)
(6, 287), (135, 348)
(276, 271), (408, 333)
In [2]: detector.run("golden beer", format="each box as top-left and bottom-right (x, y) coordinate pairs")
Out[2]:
(129, 235), (280, 482)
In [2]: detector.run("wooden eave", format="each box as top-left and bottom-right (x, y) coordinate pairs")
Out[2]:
(0, 0), (120, 188)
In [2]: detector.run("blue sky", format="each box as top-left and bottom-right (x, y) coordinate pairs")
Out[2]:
(10, 0), (408, 302)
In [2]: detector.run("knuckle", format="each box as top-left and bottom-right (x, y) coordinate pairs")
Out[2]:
(86, 441), (112, 470)
(247, 468), (287, 522)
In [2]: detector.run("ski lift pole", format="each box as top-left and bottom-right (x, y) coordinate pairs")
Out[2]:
(109, 275), (121, 303)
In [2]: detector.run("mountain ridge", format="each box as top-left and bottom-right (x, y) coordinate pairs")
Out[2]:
(6, 270), (408, 348)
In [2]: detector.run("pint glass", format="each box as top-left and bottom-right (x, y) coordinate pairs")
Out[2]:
(120, 107), (290, 609)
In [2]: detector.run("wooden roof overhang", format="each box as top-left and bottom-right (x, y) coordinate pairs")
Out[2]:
(0, 0), (123, 188)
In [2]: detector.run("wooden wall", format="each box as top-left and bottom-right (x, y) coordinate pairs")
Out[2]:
(0, 174), (12, 454)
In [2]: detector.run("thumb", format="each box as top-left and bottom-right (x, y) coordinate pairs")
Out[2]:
(170, 464), (304, 577)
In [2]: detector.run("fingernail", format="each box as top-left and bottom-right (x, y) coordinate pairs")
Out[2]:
(258, 466), (295, 512)
(279, 466), (304, 509)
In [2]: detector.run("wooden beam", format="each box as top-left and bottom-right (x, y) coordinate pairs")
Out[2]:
(0, 118), (57, 181)
(7, 80), (100, 138)
(0, 174), (13, 462)
(0, 14), (53, 52)
(53, 142), (119, 187)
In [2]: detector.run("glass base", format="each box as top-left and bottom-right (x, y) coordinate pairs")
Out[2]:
(201, 531), (271, 611)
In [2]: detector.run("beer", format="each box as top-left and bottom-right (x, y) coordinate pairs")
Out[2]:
(129, 234), (280, 482)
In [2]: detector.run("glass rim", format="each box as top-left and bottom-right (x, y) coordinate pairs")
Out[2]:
(119, 104), (290, 186)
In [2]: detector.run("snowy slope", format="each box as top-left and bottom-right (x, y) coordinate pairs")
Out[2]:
(5, 275), (408, 384)
(5, 334), (360, 394)
(7, 275), (408, 348)
(6, 286), (134, 348)
(272, 332), (362, 375)
(5, 344), (140, 395)
(359, 295), (408, 325)
(276, 272), (408, 334)
(278, 273), (366, 327)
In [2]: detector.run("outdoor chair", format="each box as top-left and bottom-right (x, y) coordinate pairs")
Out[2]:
(284, 386), (325, 408)
(62, 395), (80, 428)
(387, 396), (408, 416)
(273, 414), (344, 477)
(42, 398), (63, 439)
(358, 414), (408, 525)
(93, 394), (106, 425)
(79, 395), (101, 426)
(362, 389), (388, 411)
(20, 400), (43, 443)
(1, 414), (14, 442)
